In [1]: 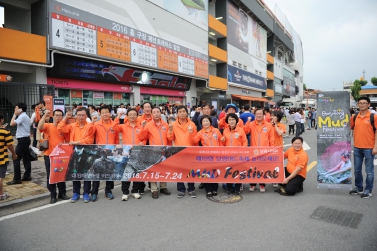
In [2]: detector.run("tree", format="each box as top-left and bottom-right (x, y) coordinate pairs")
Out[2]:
(358, 79), (368, 86)
(303, 83), (307, 91)
(371, 77), (377, 86)
(351, 80), (362, 101)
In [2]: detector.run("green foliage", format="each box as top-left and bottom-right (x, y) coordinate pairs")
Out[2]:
(351, 80), (362, 101)
(303, 83), (307, 91)
(371, 77), (377, 86)
(358, 79), (368, 86)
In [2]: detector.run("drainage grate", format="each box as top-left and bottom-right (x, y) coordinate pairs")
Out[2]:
(207, 191), (243, 203)
(310, 206), (363, 229)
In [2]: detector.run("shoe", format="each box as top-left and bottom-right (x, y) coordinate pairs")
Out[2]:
(234, 191), (241, 195)
(105, 193), (114, 200)
(122, 194), (129, 201)
(240, 184), (243, 191)
(206, 192), (213, 197)
(132, 193), (141, 199)
(21, 176), (32, 181)
(139, 189), (145, 195)
(189, 191), (196, 198)
(58, 194), (70, 200)
(274, 188), (281, 193)
(349, 187), (363, 195)
(83, 193), (90, 203)
(212, 191), (217, 196)
(199, 183), (204, 189)
(280, 186), (286, 194)
(50, 197), (57, 204)
(249, 186), (255, 192)
(177, 192), (185, 198)
(70, 193), (80, 203)
(260, 185), (265, 192)
(152, 191), (159, 199)
(6, 180), (22, 185)
(0, 193), (9, 200)
(160, 188), (171, 195)
(361, 190), (372, 199)
(272, 183), (279, 188)
(227, 189), (233, 195)
(91, 194), (98, 202)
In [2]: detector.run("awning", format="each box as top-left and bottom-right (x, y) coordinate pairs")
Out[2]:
(231, 95), (267, 102)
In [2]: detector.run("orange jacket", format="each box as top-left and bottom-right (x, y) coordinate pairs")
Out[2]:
(122, 113), (152, 125)
(139, 119), (169, 146)
(91, 119), (120, 144)
(222, 127), (247, 146)
(167, 118), (197, 146)
(40, 123), (69, 156)
(245, 120), (274, 146)
(218, 116), (244, 130)
(57, 120), (94, 144)
(189, 126), (223, 146)
(119, 122), (146, 145)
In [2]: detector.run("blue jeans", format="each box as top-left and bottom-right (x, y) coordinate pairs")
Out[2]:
(353, 147), (374, 192)
(308, 119), (312, 129)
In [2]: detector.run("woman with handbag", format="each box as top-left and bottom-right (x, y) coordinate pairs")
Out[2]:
(38, 109), (70, 204)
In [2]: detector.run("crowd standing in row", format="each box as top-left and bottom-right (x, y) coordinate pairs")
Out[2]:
(1, 101), (312, 203)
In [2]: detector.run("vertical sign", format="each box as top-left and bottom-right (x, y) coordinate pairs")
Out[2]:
(316, 91), (352, 188)
(53, 98), (65, 113)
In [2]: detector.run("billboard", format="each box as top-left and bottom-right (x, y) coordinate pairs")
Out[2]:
(227, 0), (267, 61)
(283, 77), (296, 96)
(48, 0), (208, 79)
(228, 64), (267, 91)
(148, 0), (208, 31)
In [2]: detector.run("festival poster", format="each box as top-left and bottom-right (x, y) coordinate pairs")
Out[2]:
(49, 145), (284, 184)
(316, 91), (352, 188)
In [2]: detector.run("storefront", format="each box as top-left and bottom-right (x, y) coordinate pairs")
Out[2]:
(140, 86), (185, 105)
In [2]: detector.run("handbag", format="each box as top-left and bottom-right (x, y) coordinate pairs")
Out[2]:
(29, 147), (38, 161)
(38, 125), (49, 151)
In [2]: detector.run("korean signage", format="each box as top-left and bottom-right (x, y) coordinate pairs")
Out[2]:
(227, 64), (267, 91)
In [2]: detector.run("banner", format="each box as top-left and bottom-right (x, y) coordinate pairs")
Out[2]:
(316, 91), (352, 188)
(49, 145), (284, 184)
(227, 64), (267, 91)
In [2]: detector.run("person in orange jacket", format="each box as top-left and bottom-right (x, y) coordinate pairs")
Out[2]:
(139, 107), (171, 199)
(167, 106), (198, 199)
(271, 111), (286, 188)
(218, 104), (244, 131)
(57, 107), (94, 203)
(89, 105), (120, 202)
(115, 108), (147, 201)
(189, 115), (222, 197)
(220, 113), (247, 195)
(244, 108), (275, 192)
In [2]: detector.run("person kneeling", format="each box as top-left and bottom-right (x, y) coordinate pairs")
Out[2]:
(275, 136), (308, 196)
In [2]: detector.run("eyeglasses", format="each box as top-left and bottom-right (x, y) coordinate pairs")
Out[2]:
(358, 102), (369, 105)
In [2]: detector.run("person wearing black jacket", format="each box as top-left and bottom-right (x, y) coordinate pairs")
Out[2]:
(191, 104), (218, 130)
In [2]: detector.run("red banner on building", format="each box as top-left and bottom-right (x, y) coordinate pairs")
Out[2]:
(49, 145), (284, 184)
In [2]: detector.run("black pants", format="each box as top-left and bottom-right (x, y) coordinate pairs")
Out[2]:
(44, 156), (66, 198)
(73, 181), (91, 194)
(204, 183), (218, 193)
(120, 119), (124, 124)
(281, 169), (305, 195)
(289, 125), (295, 135)
(249, 183), (266, 187)
(91, 181), (114, 195)
(177, 182), (195, 192)
(13, 137), (32, 181)
(121, 181), (144, 194)
(32, 128), (37, 147)
(226, 183), (241, 192)
(295, 121), (302, 137)
(311, 119), (316, 128)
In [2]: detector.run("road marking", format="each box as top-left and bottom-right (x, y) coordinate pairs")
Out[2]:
(307, 161), (317, 172)
(283, 141), (311, 150)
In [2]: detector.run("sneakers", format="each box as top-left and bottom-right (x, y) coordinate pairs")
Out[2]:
(105, 192), (114, 200)
(91, 194), (98, 202)
(131, 193), (141, 199)
(349, 187), (363, 195)
(272, 183), (279, 188)
(0, 192), (9, 200)
(199, 183), (205, 189)
(260, 185), (266, 193)
(70, 193), (80, 203)
(177, 192), (185, 198)
(189, 191), (196, 198)
(249, 186), (256, 192)
(122, 194), (129, 201)
(361, 190), (372, 199)
(83, 193), (90, 203)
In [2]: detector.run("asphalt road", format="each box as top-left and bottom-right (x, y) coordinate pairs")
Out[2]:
(0, 128), (376, 251)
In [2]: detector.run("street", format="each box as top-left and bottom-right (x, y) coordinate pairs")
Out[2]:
(0, 128), (376, 251)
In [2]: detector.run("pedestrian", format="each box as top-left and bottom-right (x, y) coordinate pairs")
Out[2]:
(188, 115), (222, 197)
(191, 104), (218, 131)
(57, 107), (94, 203)
(275, 136), (308, 196)
(88, 105), (100, 122)
(0, 113), (17, 200)
(117, 103), (127, 124)
(294, 109), (302, 137)
(7, 103), (32, 185)
(299, 109), (305, 134)
(244, 108), (274, 192)
(38, 109), (70, 204)
(30, 104), (38, 147)
(307, 108), (312, 130)
(167, 106), (198, 199)
(311, 108), (317, 129)
(139, 107), (171, 199)
(239, 104), (255, 146)
(288, 109), (295, 136)
(220, 113), (247, 195)
(349, 97), (376, 198)
(218, 104), (244, 130)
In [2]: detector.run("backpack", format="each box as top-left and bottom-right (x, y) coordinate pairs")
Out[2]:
(352, 113), (376, 132)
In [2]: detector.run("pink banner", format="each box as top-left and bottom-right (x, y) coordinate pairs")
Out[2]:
(47, 77), (133, 93)
(140, 86), (185, 97)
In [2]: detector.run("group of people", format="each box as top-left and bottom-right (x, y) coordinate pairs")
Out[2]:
(0, 101), (310, 204)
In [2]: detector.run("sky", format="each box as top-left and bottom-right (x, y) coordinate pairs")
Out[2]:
(262, 0), (377, 91)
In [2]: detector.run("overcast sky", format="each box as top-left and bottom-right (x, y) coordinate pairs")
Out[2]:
(263, 0), (377, 91)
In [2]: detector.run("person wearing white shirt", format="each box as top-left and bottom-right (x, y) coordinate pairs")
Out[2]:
(117, 103), (127, 124)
